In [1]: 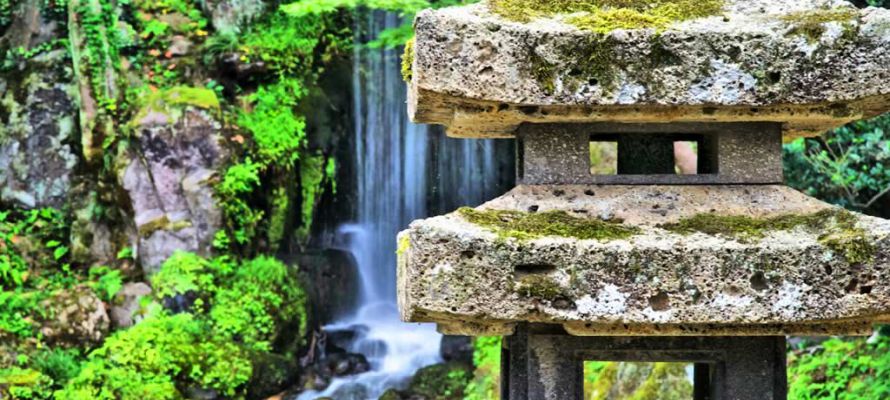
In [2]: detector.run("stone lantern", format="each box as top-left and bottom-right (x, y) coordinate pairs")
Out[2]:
(398, 0), (890, 398)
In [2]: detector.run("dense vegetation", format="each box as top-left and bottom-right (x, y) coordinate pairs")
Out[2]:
(0, 0), (889, 399)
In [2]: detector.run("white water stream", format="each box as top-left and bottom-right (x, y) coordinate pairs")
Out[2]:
(297, 10), (509, 400)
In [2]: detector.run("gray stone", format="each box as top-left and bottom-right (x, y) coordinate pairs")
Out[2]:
(0, 49), (78, 209)
(201, 0), (266, 35)
(120, 103), (227, 275)
(109, 282), (152, 329)
(408, 0), (890, 138)
(398, 185), (890, 336)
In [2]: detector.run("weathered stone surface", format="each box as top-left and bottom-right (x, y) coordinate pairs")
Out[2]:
(0, 49), (78, 208)
(120, 98), (227, 275)
(109, 282), (152, 329)
(39, 285), (110, 346)
(408, 0), (890, 138)
(398, 185), (890, 336)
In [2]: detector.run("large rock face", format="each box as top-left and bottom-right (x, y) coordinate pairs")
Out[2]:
(0, 44), (78, 208)
(121, 90), (228, 274)
(398, 185), (890, 336)
(408, 0), (890, 138)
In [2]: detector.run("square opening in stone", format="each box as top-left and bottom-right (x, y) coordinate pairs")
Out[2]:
(584, 361), (696, 399)
(590, 133), (716, 176)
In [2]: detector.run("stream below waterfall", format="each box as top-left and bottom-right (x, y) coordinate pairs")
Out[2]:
(295, 10), (514, 400)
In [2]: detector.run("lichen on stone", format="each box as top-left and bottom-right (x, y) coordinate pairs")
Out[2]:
(660, 209), (876, 263)
(458, 207), (639, 241)
(529, 50), (556, 94)
(488, 0), (725, 33)
(780, 8), (859, 42)
(401, 37), (415, 82)
(513, 275), (564, 300)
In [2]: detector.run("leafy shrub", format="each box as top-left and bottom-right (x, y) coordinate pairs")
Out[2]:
(464, 336), (501, 400)
(0, 208), (69, 288)
(789, 336), (890, 399)
(784, 114), (890, 217)
(210, 256), (308, 352)
(55, 313), (252, 400)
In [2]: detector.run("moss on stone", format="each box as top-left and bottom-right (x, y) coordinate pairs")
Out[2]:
(402, 38), (415, 82)
(131, 86), (220, 126)
(529, 50), (556, 94)
(661, 209), (876, 264)
(458, 207), (639, 241)
(513, 275), (564, 300)
(781, 8), (859, 42)
(489, 0), (725, 33)
(396, 235), (411, 257)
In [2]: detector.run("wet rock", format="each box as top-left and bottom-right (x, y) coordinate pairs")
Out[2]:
(109, 282), (152, 328)
(200, 0), (266, 35)
(247, 352), (297, 400)
(39, 285), (110, 346)
(318, 353), (370, 377)
(296, 249), (360, 323)
(439, 335), (473, 364)
(404, 362), (471, 400)
(120, 90), (227, 274)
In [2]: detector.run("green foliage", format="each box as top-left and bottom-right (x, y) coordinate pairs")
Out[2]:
(217, 159), (264, 245)
(0, 289), (45, 339)
(56, 313), (252, 400)
(0, 208), (69, 289)
(789, 336), (890, 399)
(238, 78), (307, 167)
(784, 114), (890, 216)
(87, 266), (122, 302)
(149, 251), (217, 298)
(464, 336), (501, 400)
(210, 256), (308, 351)
(74, 0), (124, 113)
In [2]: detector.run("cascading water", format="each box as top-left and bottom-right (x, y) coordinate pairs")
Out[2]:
(297, 10), (513, 400)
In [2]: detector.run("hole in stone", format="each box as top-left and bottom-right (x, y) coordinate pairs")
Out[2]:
(824, 264), (833, 276)
(584, 189), (595, 196)
(649, 291), (671, 311)
(461, 250), (476, 259)
(552, 189), (565, 197)
(845, 278), (859, 293)
(750, 272), (769, 292)
(528, 205), (539, 213)
(514, 263), (557, 275)
(588, 78), (598, 86)
(860, 285), (873, 295)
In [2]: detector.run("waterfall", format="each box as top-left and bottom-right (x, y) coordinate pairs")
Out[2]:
(297, 9), (514, 400)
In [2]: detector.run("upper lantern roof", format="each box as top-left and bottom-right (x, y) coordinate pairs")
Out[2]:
(406, 0), (890, 138)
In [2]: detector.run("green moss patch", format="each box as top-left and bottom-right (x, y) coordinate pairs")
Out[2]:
(489, 0), (725, 33)
(513, 275), (565, 300)
(458, 207), (639, 241)
(661, 209), (876, 264)
(401, 38), (415, 82)
(781, 8), (859, 42)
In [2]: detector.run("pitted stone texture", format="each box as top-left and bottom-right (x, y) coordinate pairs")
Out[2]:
(408, 1), (890, 138)
(397, 185), (890, 336)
